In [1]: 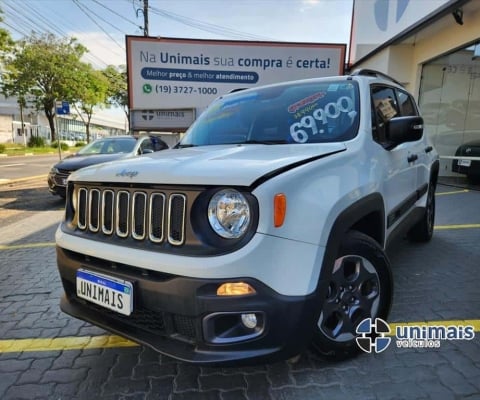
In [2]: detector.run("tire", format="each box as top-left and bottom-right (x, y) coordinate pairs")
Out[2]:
(311, 230), (393, 360)
(408, 182), (435, 242)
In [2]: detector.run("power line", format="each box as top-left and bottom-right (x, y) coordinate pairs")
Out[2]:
(148, 5), (275, 41)
(2, 0), (112, 68)
(2, 1), (47, 36)
(0, 19), (29, 37)
(71, 0), (125, 51)
(27, 2), (73, 38)
(90, 0), (140, 29)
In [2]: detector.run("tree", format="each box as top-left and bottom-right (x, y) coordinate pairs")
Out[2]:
(1, 33), (87, 142)
(102, 65), (129, 127)
(0, 8), (13, 53)
(74, 64), (109, 142)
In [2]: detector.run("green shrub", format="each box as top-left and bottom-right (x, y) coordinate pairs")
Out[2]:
(0, 144), (5, 153)
(51, 141), (69, 151)
(28, 135), (46, 148)
(75, 141), (86, 147)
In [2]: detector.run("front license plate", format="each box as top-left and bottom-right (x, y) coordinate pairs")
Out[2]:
(76, 269), (133, 316)
(459, 159), (471, 167)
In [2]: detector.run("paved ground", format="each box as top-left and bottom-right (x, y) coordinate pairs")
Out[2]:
(0, 179), (479, 399)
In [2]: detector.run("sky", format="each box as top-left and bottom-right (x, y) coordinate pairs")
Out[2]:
(1, 0), (354, 69)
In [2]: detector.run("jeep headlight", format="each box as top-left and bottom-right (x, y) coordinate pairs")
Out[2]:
(208, 189), (250, 239)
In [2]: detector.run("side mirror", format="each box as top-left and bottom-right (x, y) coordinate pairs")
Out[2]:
(385, 116), (423, 149)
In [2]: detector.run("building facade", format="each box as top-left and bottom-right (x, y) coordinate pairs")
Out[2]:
(0, 95), (127, 145)
(349, 0), (480, 176)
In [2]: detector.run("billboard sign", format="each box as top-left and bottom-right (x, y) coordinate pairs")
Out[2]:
(126, 36), (346, 117)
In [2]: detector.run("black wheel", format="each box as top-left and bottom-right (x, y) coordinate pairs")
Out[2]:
(408, 182), (435, 242)
(311, 230), (393, 360)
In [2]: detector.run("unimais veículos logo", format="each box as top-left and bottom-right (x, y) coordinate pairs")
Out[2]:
(356, 318), (475, 353)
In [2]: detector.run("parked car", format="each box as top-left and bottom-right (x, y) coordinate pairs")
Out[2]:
(56, 70), (439, 365)
(452, 139), (480, 180)
(48, 135), (168, 198)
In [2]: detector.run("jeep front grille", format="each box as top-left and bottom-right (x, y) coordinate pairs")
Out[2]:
(75, 187), (186, 246)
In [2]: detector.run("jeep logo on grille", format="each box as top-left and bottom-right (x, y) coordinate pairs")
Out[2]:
(116, 169), (139, 178)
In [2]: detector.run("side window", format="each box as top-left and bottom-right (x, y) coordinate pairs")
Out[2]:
(151, 137), (169, 151)
(371, 85), (399, 144)
(140, 138), (154, 154)
(396, 89), (417, 116)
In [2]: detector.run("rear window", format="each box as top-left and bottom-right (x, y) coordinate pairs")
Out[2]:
(179, 80), (359, 147)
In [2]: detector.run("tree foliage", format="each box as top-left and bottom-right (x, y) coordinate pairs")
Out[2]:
(102, 64), (129, 126)
(74, 63), (110, 142)
(0, 8), (13, 53)
(1, 33), (87, 141)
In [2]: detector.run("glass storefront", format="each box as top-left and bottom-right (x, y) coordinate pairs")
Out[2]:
(419, 43), (480, 176)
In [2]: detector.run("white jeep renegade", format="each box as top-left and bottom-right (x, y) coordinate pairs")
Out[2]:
(56, 69), (439, 365)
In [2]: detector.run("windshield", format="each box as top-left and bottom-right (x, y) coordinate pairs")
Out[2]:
(77, 138), (137, 155)
(179, 80), (359, 147)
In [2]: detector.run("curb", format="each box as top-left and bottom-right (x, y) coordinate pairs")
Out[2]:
(0, 174), (48, 187)
(0, 152), (60, 157)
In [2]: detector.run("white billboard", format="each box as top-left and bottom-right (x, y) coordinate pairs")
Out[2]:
(350, 0), (452, 64)
(126, 36), (346, 113)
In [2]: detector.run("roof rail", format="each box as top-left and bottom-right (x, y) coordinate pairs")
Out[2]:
(350, 69), (403, 87)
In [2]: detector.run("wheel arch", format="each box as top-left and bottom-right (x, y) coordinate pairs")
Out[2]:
(314, 193), (385, 297)
(430, 159), (440, 187)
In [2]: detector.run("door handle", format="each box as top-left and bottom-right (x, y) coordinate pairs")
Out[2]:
(425, 146), (433, 153)
(407, 154), (418, 163)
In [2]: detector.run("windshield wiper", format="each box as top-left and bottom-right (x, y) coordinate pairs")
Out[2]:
(174, 143), (197, 148)
(240, 140), (288, 145)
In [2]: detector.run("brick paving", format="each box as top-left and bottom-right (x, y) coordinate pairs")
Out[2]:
(0, 182), (479, 399)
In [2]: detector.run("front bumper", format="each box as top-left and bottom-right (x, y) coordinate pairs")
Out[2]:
(452, 159), (480, 177)
(57, 246), (320, 365)
(47, 173), (67, 197)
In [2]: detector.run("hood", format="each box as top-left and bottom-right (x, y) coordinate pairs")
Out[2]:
(55, 153), (129, 171)
(70, 143), (346, 186)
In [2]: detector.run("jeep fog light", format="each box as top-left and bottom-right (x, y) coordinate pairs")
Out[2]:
(241, 313), (257, 329)
(208, 189), (250, 238)
(217, 282), (255, 296)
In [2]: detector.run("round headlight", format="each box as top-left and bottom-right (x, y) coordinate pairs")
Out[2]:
(208, 189), (251, 239)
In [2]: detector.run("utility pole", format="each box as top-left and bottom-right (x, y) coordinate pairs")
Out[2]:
(143, 0), (149, 36)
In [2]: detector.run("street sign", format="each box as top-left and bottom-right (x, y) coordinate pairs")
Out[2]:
(56, 101), (70, 115)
